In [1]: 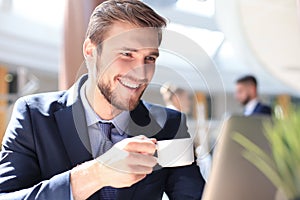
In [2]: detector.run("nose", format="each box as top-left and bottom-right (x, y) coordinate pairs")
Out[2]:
(131, 56), (148, 80)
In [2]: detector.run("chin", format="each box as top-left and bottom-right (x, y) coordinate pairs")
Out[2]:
(114, 102), (139, 111)
(111, 86), (146, 111)
(112, 96), (141, 111)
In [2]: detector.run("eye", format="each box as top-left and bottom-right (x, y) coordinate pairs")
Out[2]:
(145, 56), (157, 63)
(120, 52), (132, 57)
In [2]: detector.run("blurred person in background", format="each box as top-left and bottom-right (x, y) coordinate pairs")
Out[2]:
(235, 75), (272, 116)
(160, 82), (191, 113)
(160, 82), (212, 181)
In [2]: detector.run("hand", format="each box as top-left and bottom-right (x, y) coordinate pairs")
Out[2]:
(70, 135), (157, 200)
(96, 135), (157, 188)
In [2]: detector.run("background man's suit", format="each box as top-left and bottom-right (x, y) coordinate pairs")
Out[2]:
(0, 75), (205, 200)
(252, 102), (272, 116)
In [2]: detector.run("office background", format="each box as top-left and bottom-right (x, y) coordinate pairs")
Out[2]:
(0, 0), (299, 145)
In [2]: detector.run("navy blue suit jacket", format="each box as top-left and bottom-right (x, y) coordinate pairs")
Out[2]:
(0, 75), (205, 200)
(252, 102), (272, 116)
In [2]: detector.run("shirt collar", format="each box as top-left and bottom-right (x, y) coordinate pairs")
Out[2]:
(244, 98), (258, 116)
(80, 83), (130, 135)
(167, 104), (179, 111)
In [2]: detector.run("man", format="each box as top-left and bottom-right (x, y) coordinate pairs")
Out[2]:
(160, 82), (191, 114)
(160, 83), (211, 181)
(235, 75), (272, 116)
(0, 1), (205, 200)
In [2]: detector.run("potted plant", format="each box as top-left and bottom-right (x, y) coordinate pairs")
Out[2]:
(233, 107), (300, 200)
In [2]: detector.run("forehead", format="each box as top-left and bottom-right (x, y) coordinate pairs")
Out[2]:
(236, 83), (246, 89)
(102, 21), (160, 51)
(237, 82), (253, 91)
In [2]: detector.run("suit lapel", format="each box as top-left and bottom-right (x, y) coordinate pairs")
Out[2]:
(54, 75), (92, 167)
(252, 102), (261, 114)
(54, 100), (92, 167)
(125, 102), (162, 138)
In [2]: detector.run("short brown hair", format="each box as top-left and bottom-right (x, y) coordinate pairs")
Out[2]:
(236, 75), (257, 88)
(86, 0), (167, 48)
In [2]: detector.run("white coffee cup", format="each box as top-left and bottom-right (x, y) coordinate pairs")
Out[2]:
(156, 138), (194, 167)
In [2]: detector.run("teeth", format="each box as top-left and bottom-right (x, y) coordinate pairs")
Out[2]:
(119, 79), (140, 89)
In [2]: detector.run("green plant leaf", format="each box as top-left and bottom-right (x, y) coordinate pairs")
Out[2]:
(232, 133), (275, 169)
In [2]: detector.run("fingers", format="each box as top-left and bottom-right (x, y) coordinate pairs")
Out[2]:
(126, 152), (157, 169)
(132, 174), (147, 182)
(107, 152), (156, 174)
(127, 165), (153, 175)
(123, 136), (157, 155)
(134, 135), (157, 144)
(98, 136), (158, 175)
(94, 136), (159, 188)
(97, 146), (157, 174)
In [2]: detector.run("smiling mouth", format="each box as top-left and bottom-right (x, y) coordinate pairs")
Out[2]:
(118, 77), (146, 90)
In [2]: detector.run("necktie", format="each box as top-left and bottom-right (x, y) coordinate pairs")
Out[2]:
(98, 122), (117, 200)
(100, 122), (114, 152)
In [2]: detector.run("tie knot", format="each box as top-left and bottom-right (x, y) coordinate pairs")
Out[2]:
(99, 122), (114, 140)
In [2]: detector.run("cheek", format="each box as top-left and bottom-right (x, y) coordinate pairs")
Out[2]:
(145, 65), (156, 79)
(98, 58), (121, 79)
(96, 62), (115, 88)
(236, 91), (244, 99)
(109, 59), (131, 75)
(241, 92), (248, 99)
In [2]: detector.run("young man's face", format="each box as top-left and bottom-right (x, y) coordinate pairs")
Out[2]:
(95, 22), (160, 111)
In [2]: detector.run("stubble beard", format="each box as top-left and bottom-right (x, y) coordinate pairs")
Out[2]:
(97, 80), (145, 111)
(242, 95), (251, 106)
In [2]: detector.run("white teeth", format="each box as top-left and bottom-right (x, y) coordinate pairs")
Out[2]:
(119, 79), (140, 89)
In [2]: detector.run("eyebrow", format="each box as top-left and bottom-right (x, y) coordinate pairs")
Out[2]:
(120, 47), (159, 57)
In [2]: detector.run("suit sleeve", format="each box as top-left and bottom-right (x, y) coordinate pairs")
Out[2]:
(0, 98), (71, 199)
(261, 105), (272, 115)
(164, 162), (205, 200)
(164, 114), (206, 200)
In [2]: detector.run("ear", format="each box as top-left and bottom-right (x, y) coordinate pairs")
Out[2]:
(83, 38), (96, 59)
(249, 85), (257, 96)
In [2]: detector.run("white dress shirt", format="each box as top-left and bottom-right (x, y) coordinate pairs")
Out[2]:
(244, 98), (258, 116)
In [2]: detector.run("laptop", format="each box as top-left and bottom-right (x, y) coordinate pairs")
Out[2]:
(202, 115), (276, 200)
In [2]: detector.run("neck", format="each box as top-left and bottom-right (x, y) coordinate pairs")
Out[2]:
(245, 97), (258, 107)
(167, 104), (180, 111)
(86, 82), (122, 120)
